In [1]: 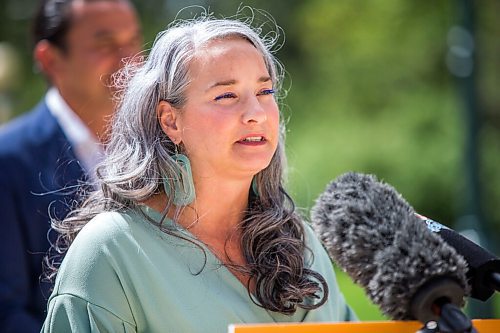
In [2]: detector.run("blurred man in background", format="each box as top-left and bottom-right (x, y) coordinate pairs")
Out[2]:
(0, 0), (142, 331)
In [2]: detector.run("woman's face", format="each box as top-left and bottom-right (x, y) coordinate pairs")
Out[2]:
(175, 38), (280, 181)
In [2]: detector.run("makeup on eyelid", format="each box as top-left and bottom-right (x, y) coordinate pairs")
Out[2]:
(214, 89), (275, 101)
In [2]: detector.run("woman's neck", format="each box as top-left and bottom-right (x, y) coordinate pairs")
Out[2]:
(182, 177), (250, 237)
(144, 176), (252, 238)
(143, 176), (253, 285)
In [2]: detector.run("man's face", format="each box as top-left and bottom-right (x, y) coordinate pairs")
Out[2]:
(52, 1), (142, 111)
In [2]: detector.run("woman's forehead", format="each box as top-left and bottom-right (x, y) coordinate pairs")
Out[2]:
(188, 39), (267, 78)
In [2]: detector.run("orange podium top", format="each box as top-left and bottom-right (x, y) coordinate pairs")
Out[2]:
(228, 319), (500, 333)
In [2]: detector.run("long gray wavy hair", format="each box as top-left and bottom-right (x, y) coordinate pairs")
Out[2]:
(48, 11), (328, 315)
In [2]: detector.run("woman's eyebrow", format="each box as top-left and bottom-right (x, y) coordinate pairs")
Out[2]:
(206, 76), (272, 92)
(258, 76), (272, 83)
(206, 79), (237, 91)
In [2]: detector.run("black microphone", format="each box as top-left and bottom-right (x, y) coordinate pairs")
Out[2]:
(311, 172), (472, 325)
(414, 213), (500, 301)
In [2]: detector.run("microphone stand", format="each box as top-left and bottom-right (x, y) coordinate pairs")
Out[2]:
(417, 304), (477, 333)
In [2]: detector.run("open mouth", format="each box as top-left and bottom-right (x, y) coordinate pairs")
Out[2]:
(239, 136), (265, 143)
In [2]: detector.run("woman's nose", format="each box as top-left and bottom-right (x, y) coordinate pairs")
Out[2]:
(242, 95), (268, 124)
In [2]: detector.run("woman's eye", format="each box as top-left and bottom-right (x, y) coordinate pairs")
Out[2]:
(258, 89), (275, 96)
(214, 92), (237, 101)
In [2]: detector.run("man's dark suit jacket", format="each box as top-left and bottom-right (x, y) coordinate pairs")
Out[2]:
(0, 101), (86, 332)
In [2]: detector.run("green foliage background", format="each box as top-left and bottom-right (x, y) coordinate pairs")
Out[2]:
(1, 0), (498, 320)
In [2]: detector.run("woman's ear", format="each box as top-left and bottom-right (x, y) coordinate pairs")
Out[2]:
(157, 101), (181, 143)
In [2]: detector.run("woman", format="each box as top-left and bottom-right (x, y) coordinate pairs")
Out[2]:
(42, 14), (356, 332)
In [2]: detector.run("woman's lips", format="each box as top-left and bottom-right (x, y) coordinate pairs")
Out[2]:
(236, 135), (267, 145)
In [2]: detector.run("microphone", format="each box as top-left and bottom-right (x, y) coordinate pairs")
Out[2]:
(415, 213), (500, 301)
(311, 172), (472, 325)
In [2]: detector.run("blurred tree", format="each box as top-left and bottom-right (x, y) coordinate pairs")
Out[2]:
(280, 0), (499, 238)
(474, 0), (500, 247)
(284, 1), (460, 220)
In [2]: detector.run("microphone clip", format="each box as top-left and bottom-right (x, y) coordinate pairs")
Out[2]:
(417, 303), (477, 333)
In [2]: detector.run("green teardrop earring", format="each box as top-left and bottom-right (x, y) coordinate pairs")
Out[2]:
(251, 176), (259, 197)
(163, 153), (196, 206)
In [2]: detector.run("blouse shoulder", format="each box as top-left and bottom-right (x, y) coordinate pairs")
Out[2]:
(42, 293), (136, 332)
(74, 211), (132, 244)
(49, 211), (137, 326)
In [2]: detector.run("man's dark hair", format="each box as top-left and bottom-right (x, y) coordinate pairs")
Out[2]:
(32, 0), (74, 52)
(32, 0), (129, 52)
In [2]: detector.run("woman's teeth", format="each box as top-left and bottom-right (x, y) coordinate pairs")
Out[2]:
(242, 136), (264, 142)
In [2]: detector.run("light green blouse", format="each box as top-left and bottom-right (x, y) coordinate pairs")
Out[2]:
(42, 207), (355, 333)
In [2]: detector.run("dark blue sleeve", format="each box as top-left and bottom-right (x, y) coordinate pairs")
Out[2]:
(0, 165), (44, 333)
(0, 104), (86, 332)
